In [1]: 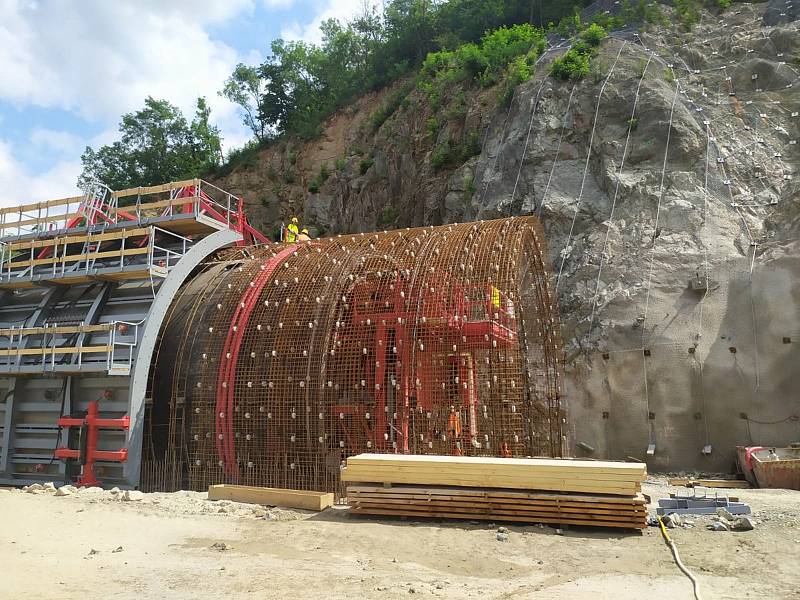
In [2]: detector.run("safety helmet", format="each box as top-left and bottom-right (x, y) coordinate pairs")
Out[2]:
(291, 217), (298, 224)
(301, 228), (309, 234)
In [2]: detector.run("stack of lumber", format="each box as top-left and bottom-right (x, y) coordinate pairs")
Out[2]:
(343, 454), (647, 530)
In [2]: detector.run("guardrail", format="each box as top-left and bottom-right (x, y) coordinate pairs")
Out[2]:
(0, 179), (241, 241)
(0, 320), (141, 375)
(0, 226), (193, 285)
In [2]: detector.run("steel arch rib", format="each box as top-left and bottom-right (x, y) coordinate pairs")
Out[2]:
(215, 245), (298, 479)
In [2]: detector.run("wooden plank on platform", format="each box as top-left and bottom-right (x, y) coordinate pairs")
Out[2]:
(208, 484), (333, 511)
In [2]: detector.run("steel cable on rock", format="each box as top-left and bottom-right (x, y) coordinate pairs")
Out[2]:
(556, 41), (628, 292)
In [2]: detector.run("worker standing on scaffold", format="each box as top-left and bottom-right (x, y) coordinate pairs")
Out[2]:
(447, 405), (463, 456)
(286, 216), (299, 242)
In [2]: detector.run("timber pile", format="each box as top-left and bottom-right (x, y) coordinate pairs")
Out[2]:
(343, 454), (647, 530)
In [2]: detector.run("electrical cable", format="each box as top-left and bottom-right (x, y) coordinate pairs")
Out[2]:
(658, 516), (703, 600)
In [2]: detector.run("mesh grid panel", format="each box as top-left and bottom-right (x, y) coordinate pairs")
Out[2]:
(143, 217), (564, 495)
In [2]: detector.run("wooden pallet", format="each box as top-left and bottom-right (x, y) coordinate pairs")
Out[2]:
(347, 484), (647, 530)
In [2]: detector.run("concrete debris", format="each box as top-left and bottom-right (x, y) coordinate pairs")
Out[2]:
(497, 526), (509, 534)
(55, 485), (77, 497)
(716, 508), (736, 521)
(112, 546), (124, 553)
(662, 514), (682, 528)
(496, 532), (509, 542)
(731, 517), (755, 531)
(708, 521), (730, 532)
(43, 482), (56, 492)
(210, 542), (228, 551)
(122, 490), (144, 502)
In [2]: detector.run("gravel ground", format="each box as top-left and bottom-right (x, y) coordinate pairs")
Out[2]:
(1, 476), (798, 599)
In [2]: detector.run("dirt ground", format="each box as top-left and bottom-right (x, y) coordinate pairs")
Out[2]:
(1, 477), (798, 600)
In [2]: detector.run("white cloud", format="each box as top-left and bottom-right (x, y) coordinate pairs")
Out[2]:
(30, 128), (84, 156)
(0, 0), (265, 204)
(0, 139), (81, 207)
(281, 0), (371, 44)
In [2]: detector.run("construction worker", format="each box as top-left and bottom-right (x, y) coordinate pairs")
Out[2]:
(491, 285), (501, 310)
(447, 405), (463, 456)
(297, 228), (311, 242)
(286, 217), (299, 242)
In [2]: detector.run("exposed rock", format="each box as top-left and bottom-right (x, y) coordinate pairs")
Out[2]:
(55, 485), (77, 497)
(731, 517), (755, 531)
(211, 4), (800, 472)
(717, 508), (736, 521)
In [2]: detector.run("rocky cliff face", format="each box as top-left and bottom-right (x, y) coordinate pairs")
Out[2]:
(215, 3), (800, 470)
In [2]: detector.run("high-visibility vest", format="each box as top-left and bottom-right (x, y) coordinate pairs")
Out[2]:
(447, 411), (462, 438)
(286, 223), (299, 242)
(491, 286), (501, 309)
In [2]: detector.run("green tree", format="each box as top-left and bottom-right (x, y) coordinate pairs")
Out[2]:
(78, 97), (222, 190)
(220, 64), (272, 142)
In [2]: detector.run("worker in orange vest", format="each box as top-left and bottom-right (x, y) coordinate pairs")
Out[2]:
(447, 406), (463, 456)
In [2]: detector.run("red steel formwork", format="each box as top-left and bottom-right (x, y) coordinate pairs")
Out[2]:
(143, 217), (565, 496)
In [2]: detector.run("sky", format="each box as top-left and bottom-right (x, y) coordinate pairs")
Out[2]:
(0, 0), (367, 207)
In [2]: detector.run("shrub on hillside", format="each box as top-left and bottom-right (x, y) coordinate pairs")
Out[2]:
(580, 23), (607, 47)
(550, 50), (590, 81)
(359, 158), (374, 175)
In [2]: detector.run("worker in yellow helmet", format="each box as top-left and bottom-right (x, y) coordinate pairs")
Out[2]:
(297, 227), (311, 242)
(286, 217), (299, 242)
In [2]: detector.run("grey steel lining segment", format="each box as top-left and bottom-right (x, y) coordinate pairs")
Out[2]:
(124, 228), (243, 487)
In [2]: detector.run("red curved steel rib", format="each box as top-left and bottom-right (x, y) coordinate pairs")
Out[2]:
(215, 245), (298, 479)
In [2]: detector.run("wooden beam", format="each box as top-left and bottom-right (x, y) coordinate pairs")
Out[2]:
(5, 227), (151, 252)
(349, 506), (645, 529)
(0, 324), (112, 337)
(0, 345), (111, 357)
(668, 478), (750, 489)
(208, 484), (334, 511)
(0, 196), (84, 217)
(342, 454), (645, 496)
(4, 246), (148, 270)
(0, 212), (82, 230)
(111, 179), (199, 199)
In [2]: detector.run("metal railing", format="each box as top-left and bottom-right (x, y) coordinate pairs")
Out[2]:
(0, 226), (193, 285)
(0, 320), (141, 375)
(108, 320), (140, 374)
(0, 179), (241, 241)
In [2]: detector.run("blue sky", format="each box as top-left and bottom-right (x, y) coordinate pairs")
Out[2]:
(0, 0), (365, 206)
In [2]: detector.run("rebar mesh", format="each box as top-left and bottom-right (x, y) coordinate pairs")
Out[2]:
(142, 217), (564, 495)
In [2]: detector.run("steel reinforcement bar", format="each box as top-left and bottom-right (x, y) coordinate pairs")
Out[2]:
(141, 217), (564, 496)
